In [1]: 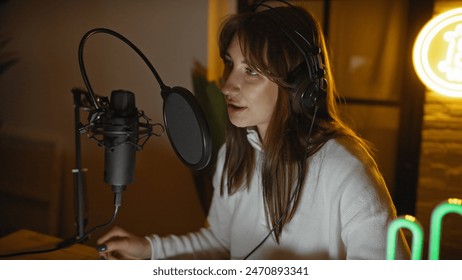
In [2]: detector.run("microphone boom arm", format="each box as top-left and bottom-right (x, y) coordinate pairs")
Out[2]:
(78, 28), (169, 110)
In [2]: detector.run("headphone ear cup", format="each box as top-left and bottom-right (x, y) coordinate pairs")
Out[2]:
(301, 82), (326, 110)
(287, 63), (308, 113)
(288, 63), (326, 113)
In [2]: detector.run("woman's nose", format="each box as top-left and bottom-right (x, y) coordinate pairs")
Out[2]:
(221, 73), (239, 98)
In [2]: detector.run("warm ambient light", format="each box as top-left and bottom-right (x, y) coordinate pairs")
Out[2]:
(413, 8), (462, 97)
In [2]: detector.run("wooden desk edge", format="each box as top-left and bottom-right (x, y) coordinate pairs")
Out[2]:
(0, 229), (100, 260)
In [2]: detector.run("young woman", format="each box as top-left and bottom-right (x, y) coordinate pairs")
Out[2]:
(97, 3), (410, 260)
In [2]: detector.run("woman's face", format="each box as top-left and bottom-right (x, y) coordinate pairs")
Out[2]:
(221, 36), (279, 140)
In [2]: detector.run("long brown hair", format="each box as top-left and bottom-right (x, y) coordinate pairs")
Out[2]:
(218, 6), (373, 242)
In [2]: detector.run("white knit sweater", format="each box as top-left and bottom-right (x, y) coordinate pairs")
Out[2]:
(146, 130), (410, 259)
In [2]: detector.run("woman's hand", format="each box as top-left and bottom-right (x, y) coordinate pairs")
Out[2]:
(96, 226), (151, 260)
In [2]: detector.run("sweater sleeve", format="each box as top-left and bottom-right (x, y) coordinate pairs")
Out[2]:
(145, 227), (229, 259)
(145, 186), (231, 259)
(145, 146), (231, 260)
(144, 197), (231, 259)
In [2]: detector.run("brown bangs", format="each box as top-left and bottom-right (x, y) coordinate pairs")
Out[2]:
(219, 11), (303, 87)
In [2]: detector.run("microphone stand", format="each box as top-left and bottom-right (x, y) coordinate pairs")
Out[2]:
(71, 88), (88, 241)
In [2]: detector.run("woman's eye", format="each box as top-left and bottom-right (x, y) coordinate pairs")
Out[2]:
(223, 58), (233, 67)
(245, 67), (258, 76)
(222, 59), (232, 75)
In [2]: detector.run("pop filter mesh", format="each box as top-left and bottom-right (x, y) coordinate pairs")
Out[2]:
(163, 90), (204, 167)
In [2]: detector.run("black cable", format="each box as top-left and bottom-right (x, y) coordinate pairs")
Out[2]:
(243, 177), (304, 260)
(0, 195), (120, 259)
(243, 106), (319, 260)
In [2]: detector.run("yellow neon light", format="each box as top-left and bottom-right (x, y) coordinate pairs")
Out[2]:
(413, 8), (462, 97)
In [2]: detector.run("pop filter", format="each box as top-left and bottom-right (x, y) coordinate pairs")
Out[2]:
(162, 86), (212, 170)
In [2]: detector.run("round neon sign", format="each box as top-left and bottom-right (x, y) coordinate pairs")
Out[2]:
(413, 8), (462, 97)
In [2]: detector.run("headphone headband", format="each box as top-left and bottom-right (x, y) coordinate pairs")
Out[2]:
(250, 0), (327, 110)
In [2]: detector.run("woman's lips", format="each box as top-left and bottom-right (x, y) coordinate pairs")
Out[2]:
(227, 102), (246, 113)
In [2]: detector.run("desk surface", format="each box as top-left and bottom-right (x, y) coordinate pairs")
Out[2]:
(0, 229), (99, 260)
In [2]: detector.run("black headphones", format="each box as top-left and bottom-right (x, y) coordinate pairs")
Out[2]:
(251, 0), (327, 113)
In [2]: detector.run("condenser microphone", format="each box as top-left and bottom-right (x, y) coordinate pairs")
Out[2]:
(97, 90), (139, 187)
